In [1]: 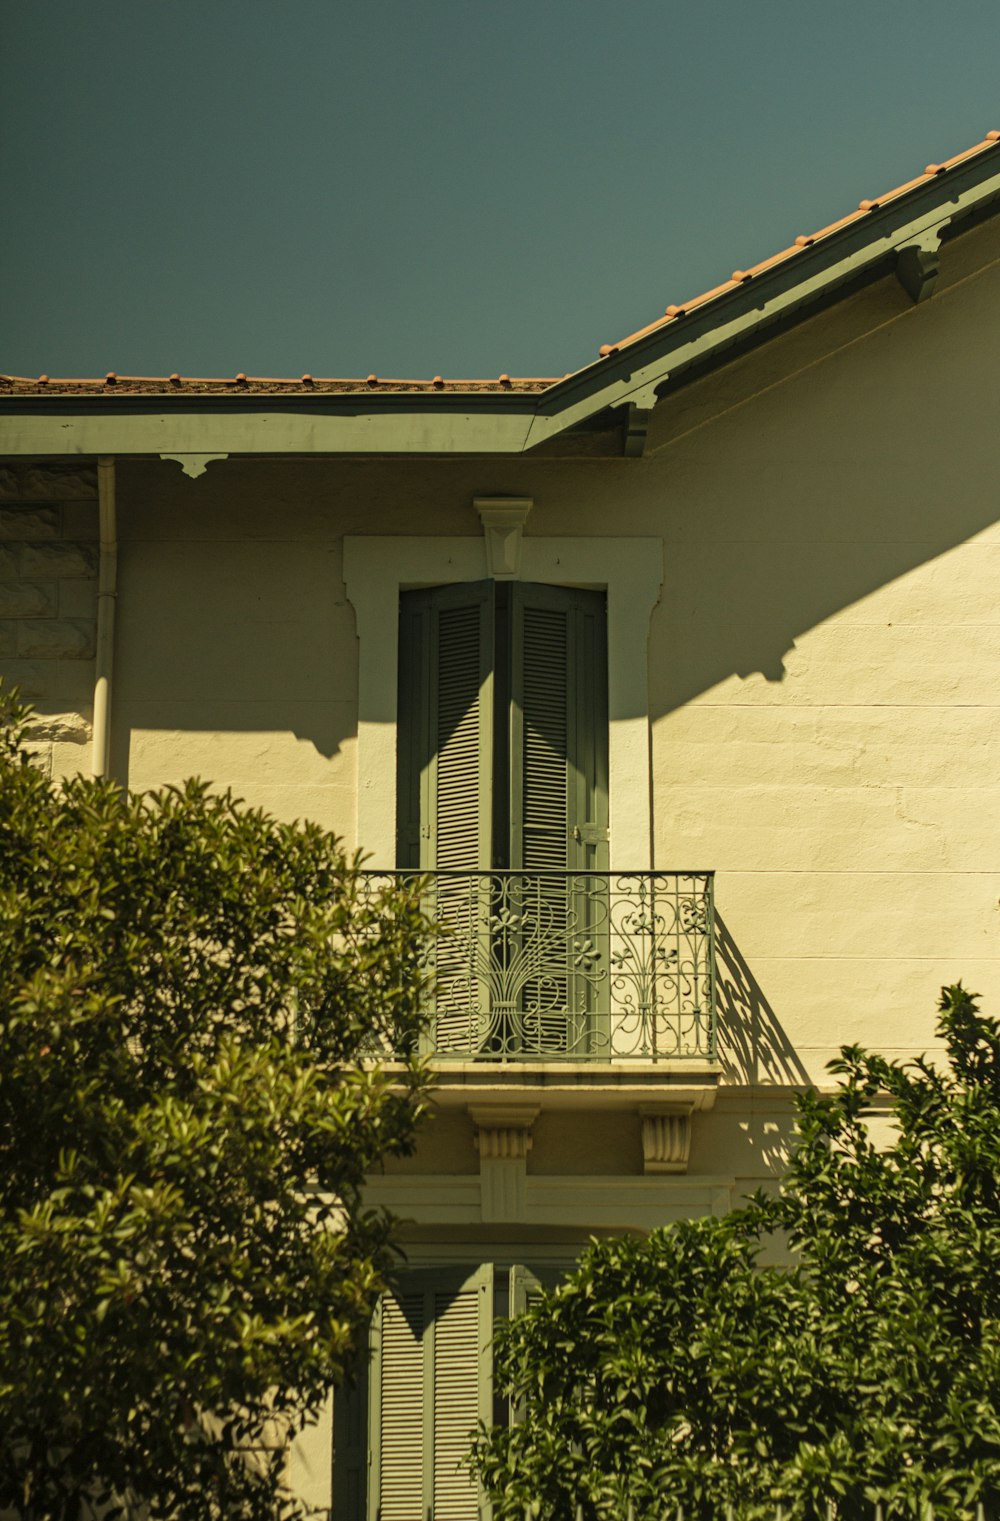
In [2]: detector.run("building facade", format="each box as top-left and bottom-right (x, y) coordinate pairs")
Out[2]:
(2, 132), (1000, 1518)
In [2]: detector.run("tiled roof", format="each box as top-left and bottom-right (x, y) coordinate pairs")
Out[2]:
(0, 373), (556, 397)
(2, 129), (998, 401)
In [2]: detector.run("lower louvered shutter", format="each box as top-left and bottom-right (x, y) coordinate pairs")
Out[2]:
(336, 1265), (573, 1520)
(375, 1291), (425, 1521)
(367, 1267), (493, 1521)
(507, 1263), (546, 1317)
(431, 1279), (489, 1521)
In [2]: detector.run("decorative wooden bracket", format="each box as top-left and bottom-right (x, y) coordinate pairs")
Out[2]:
(895, 232), (941, 304)
(639, 1104), (694, 1174)
(473, 496), (533, 579)
(160, 453), (229, 478)
(622, 403), (654, 457)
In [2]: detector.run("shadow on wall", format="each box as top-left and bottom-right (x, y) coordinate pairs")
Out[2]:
(650, 501), (1000, 721)
(714, 911), (810, 1088)
(646, 261), (1000, 720)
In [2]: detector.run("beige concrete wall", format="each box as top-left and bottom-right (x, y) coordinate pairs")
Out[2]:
(4, 214), (998, 1197)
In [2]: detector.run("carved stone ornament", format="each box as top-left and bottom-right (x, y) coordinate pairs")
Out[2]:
(470, 1105), (538, 1160)
(639, 1104), (693, 1174)
(473, 496), (533, 579)
(470, 1105), (538, 1222)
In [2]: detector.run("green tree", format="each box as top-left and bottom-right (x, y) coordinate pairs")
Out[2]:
(474, 987), (1000, 1519)
(0, 689), (432, 1521)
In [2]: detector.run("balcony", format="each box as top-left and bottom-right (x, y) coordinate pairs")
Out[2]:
(361, 870), (716, 1063)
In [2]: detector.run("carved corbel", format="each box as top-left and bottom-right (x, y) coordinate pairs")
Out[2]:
(895, 231), (941, 304)
(470, 1105), (538, 1221)
(473, 496), (533, 579)
(639, 1104), (694, 1175)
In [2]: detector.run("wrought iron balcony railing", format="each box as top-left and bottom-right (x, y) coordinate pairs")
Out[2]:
(361, 870), (716, 1062)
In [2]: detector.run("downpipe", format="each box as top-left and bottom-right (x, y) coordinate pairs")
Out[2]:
(92, 456), (117, 778)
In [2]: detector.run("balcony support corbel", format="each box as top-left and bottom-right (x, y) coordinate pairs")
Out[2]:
(639, 1103), (694, 1174)
(471, 1105), (538, 1221)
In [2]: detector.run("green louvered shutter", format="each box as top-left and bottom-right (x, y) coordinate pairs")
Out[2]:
(508, 1263), (545, 1317)
(398, 582), (608, 1058)
(509, 585), (608, 1053)
(397, 584), (493, 872)
(331, 1358), (368, 1521)
(367, 1267), (493, 1521)
(431, 1270), (493, 1521)
(370, 1289), (425, 1521)
(509, 583), (608, 875)
(398, 584), (494, 1050)
(398, 581), (607, 874)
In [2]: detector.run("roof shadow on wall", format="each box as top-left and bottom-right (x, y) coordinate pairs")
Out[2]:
(649, 506), (999, 722)
(644, 246), (1000, 719)
(107, 698), (356, 798)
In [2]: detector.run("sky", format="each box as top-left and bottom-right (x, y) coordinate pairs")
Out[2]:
(3, 0), (1000, 381)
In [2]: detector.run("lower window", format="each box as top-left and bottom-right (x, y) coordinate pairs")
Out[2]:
(333, 1263), (549, 1521)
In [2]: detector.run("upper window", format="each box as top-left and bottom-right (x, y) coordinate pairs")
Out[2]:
(396, 581), (609, 874)
(396, 581), (611, 1057)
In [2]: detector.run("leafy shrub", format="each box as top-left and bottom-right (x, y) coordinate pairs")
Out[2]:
(475, 986), (1000, 1519)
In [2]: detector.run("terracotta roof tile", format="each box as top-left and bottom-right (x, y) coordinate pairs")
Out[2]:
(0, 374), (555, 397)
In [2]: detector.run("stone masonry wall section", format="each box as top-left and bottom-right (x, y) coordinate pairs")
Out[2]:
(0, 464), (99, 776)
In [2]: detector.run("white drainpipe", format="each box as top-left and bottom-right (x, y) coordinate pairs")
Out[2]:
(92, 456), (117, 778)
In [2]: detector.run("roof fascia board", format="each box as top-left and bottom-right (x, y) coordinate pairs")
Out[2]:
(2, 391), (543, 415)
(0, 406), (536, 458)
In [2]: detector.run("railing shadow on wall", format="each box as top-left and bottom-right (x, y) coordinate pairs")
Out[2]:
(713, 911), (809, 1088)
(712, 910), (810, 1178)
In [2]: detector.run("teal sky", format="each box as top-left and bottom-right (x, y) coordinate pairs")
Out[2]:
(3, 0), (999, 380)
